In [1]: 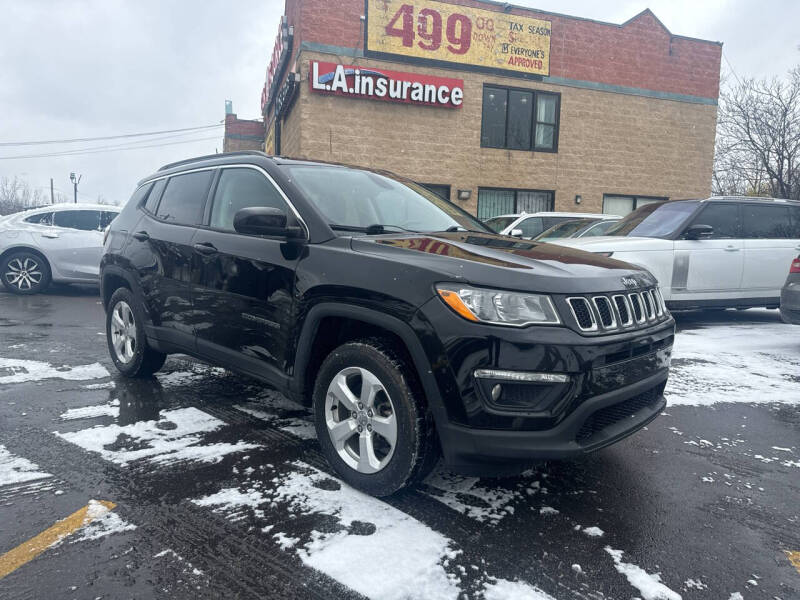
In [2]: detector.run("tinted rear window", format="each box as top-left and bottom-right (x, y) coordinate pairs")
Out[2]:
(144, 179), (166, 214)
(156, 171), (213, 225)
(24, 212), (53, 225)
(54, 210), (101, 231)
(742, 204), (794, 239)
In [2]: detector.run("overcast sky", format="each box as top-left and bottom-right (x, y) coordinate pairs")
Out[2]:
(0, 0), (797, 204)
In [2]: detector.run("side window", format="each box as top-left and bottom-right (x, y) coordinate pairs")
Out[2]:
(24, 212), (53, 225)
(790, 206), (800, 238)
(53, 210), (102, 231)
(542, 217), (569, 230)
(518, 217), (543, 238)
(100, 211), (119, 229)
(144, 179), (166, 214)
(741, 204), (792, 239)
(690, 204), (739, 239)
(156, 171), (213, 225)
(210, 168), (288, 231)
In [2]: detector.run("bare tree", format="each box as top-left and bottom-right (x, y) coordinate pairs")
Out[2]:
(713, 67), (800, 199)
(0, 176), (55, 215)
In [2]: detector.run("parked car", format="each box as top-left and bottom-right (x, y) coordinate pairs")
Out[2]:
(553, 197), (800, 310)
(484, 212), (608, 239)
(101, 152), (674, 496)
(780, 255), (800, 324)
(0, 203), (120, 294)
(534, 216), (621, 242)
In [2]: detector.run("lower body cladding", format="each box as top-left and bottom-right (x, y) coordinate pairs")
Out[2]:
(417, 300), (675, 474)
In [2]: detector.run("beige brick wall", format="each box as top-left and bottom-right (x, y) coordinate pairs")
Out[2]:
(223, 137), (264, 153)
(280, 50), (717, 215)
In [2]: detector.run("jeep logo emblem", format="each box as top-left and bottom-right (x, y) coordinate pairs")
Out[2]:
(621, 277), (639, 289)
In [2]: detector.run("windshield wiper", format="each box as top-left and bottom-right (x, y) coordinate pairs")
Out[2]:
(431, 225), (485, 233)
(328, 223), (420, 234)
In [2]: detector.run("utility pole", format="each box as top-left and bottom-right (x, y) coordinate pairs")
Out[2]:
(50, 178), (54, 204)
(69, 172), (81, 204)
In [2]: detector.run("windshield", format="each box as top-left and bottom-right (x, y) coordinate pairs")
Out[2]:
(605, 201), (699, 238)
(283, 165), (489, 234)
(484, 216), (517, 233)
(535, 218), (597, 240)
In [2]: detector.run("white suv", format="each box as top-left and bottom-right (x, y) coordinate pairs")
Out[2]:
(553, 197), (800, 310)
(484, 211), (608, 239)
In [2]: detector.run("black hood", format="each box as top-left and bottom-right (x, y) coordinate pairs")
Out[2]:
(350, 231), (657, 294)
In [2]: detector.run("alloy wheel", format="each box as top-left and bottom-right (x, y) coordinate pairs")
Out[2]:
(324, 366), (398, 474)
(110, 300), (137, 364)
(4, 257), (43, 291)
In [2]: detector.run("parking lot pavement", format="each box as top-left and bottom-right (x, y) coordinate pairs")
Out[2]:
(1, 288), (799, 600)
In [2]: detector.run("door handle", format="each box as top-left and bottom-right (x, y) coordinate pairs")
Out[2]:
(41, 232), (59, 239)
(193, 242), (218, 255)
(724, 245), (740, 251)
(132, 231), (150, 242)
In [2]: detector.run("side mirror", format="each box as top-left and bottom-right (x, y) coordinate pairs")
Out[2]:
(685, 224), (713, 240)
(510, 228), (524, 238)
(233, 207), (303, 238)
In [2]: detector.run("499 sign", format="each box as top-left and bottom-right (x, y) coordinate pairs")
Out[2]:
(366, 0), (551, 77)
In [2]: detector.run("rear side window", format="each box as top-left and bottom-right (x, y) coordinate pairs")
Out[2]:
(126, 182), (152, 211)
(24, 212), (53, 225)
(156, 171), (213, 225)
(742, 204), (793, 239)
(100, 211), (119, 229)
(144, 179), (166, 214)
(691, 204), (739, 239)
(210, 168), (288, 231)
(54, 210), (102, 231)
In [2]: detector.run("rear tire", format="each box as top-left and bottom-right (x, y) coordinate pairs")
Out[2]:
(106, 287), (166, 377)
(313, 338), (438, 497)
(1, 251), (51, 295)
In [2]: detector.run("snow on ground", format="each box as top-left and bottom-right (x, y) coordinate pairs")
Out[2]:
(605, 546), (681, 600)
(235, 398), (317, 440)
(154, 549), (205, 577)
(481, 578), (555, 600)
(0, 356), (109, 385)
(60, 400), (119, 420)
(666, 314), (799, 406)
(0, 444), (52, 486)
(155, 364), (227, 387)
(68, 503), (137, 543)
(55, 407), (258, 467)
(193, 461), (463, 600)
(422, 467), (522, 523)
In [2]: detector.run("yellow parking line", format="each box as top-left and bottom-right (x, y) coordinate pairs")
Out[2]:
(0, 500), (116, 580)
(787, 551), (800, 575)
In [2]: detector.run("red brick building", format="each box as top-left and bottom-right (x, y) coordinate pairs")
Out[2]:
(225, 0), (722, 217)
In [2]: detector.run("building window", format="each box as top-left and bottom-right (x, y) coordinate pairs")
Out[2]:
(480, 85), (560, 152)
(418, 183), (451, 201)
(603, 194), (668, 216)
(477, 188), (554, 220)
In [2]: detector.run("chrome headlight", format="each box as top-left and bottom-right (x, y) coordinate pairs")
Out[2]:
(436, 284), (560, 326)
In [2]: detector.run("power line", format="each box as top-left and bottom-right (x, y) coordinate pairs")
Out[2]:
(0, 123), (223, 147)
(722, 51), (743, 86)
(0, 135), (220, 160)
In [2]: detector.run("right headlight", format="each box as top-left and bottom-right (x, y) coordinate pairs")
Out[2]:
(436, 284), (561, 326)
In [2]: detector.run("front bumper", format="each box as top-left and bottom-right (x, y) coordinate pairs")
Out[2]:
(415, 296), (674, 472)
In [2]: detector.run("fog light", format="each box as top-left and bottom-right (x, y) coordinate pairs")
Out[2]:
(491, 384), (502, 401)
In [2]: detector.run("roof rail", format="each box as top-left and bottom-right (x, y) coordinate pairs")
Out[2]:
(157, 150), (268, 172)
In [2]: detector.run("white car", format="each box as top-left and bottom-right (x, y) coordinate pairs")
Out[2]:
(484, 211), (609, 239)
(553, 197), (800, 310)
(0, 203), (120, 294)
(534, 215), (621, 241)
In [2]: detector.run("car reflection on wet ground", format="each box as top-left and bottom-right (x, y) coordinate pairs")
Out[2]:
(0, 287), (798, 600)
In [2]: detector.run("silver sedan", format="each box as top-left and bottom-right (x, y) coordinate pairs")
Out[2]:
(0, 203), (120, 294)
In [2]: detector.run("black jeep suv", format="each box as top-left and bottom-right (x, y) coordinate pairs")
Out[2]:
(101, 152), (674, 496)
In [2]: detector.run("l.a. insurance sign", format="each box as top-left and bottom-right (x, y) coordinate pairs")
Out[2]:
(366, 0), (551, 77)
(310, 61), (464, 108)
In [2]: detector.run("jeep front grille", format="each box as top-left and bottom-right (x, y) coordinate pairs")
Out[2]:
(567, 287), (670, 334)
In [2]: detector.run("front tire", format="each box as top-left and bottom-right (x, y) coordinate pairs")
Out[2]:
(313, 338), (438, 496)
(106, 287), (166, 377)
(1, 251), (51, 295)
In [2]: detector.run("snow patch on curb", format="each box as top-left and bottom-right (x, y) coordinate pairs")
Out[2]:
(482, 578), (555, 599)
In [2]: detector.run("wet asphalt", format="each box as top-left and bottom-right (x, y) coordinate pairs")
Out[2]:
(0, 286), (798, 600)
